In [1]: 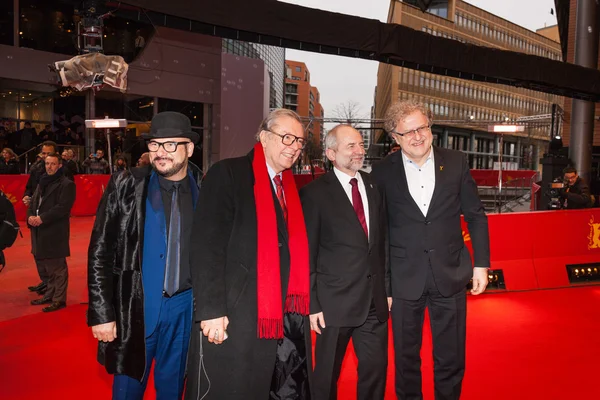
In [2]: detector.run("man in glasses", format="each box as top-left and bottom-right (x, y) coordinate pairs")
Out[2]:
(371, 99), (490, 400)
(186, 109), (312, 399)
(87, 111), (202, 399)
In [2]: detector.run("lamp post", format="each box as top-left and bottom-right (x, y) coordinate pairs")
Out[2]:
(487, 124), (525, 213)
(85, 117), (127, 174)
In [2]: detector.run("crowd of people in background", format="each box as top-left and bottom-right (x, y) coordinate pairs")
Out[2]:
(0, 121), (147, 175)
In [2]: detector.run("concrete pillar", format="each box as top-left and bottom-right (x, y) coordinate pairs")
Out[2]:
(569, 0), (600, 183)
(85, 90), (95, 157)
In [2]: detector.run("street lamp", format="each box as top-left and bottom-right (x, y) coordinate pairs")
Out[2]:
(487, 124), (525, 213)
(85, 117), (128, 173)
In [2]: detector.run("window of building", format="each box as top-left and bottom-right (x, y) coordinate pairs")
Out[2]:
(295, 66), (301, 72)
(0, 1), (13, 46)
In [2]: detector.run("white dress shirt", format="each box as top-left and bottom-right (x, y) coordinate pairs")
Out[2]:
(333, 167), (370, 234)
(401, 148), (436, 217)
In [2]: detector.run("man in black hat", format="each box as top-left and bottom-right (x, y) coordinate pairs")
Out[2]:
(87, 111), (203, 399)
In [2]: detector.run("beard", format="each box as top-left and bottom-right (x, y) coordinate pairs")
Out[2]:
(152, 156), (187, 178)
(343, 156), (365, 173)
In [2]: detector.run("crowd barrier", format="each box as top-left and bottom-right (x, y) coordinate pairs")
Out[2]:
(470, 169), (537, 186)
(0, 174), (111, 221)
(461, 208), (600, 291)
(3, 173), (598, 292)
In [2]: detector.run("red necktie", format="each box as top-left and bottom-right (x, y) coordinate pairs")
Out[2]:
(350, 178), (368, 237)
(273, 175), (288, 223)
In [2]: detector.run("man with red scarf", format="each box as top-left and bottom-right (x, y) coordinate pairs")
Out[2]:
(186, 109), (312, 399)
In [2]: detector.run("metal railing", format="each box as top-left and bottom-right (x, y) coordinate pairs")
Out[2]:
(492, 175), (538, 213)
(17, 144), (86, 174)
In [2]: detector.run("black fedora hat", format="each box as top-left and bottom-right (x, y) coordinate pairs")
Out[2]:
(142, 111), (200, 144)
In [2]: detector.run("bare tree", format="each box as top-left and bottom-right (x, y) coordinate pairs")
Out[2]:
(331, 100), (367, 128)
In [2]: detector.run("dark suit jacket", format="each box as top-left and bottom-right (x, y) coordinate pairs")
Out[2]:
(371, 147), (490, 300)
(186, 151), (312, 399)
(300, 170), (390, 327)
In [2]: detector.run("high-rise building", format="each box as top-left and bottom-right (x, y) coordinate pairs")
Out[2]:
(375, 0), (563, 170)
(284, 60), (324, 160)
(222, 39), (285, 108)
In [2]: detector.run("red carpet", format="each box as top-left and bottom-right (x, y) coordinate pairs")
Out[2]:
(1, 217), (599, 399)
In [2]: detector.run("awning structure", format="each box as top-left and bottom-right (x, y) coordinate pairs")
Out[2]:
(117, 0), (600, 101)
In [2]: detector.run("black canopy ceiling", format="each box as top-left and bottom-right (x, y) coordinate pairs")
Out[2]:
(116, 0), (600, 101)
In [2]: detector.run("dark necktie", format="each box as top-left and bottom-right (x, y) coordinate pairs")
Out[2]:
(273, 174), (287, 223)
(350, 178), (368, 237)
(164, 183), (181, 296)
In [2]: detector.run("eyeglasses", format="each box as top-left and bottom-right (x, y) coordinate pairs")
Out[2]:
(266, 130), (307, 149)
(391, 124), (432, 138)
(147, 141), (190, 153)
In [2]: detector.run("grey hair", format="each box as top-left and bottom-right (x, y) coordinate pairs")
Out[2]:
(324, 124), (353, 150)
(255, 108), (303, 141)
(384, 99), (433, 137)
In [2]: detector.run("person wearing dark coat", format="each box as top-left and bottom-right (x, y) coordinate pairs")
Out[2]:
(371, 100), (490, 400)
(562, 166), (593, 209)
(185, 109), (312, 400)
(87, 112), (202, 400)
(61, 148), (80, 176)
(23, 141), (73, 296)
(300, 125), (390, 400)
(0, 189), (18, 270)
(0, 148), (20, 174)
(26, 153), (76, 312)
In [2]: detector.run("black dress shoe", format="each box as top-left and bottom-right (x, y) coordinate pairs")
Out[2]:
(31, 297), (52, 305)
(36, 288), (47, 296)
(42, 302), (66, 313)
(28, 282), (47, 292)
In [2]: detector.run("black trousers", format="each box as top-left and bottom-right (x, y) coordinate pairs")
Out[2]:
(391, 266), (467, 400)
(313, 301), (388, 400)
(35, 257), (68, 303)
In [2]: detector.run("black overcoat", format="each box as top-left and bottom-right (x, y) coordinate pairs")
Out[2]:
(185, 152), (313, 400)
(27, 174), (76, 259)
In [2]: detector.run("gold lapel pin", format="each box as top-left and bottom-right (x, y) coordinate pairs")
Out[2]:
(439, 166), (444, 171)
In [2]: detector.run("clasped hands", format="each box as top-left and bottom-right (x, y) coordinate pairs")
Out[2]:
(27, 216), (43, 227)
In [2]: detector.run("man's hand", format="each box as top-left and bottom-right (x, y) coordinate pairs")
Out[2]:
(309, 312), (326, 334)
(387, 297), (393, 311)
(471, 267), (489, 295)
(200, 316), (229, 344)
(28, 216), (42, 227)
(22, 196), (31, 206)
(92, 322), (117, 342)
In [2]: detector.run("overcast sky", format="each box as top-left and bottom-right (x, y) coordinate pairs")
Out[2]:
(281, 0), (558, 122)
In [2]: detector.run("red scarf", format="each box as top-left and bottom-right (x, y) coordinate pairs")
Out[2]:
(252, 142), (309, 339)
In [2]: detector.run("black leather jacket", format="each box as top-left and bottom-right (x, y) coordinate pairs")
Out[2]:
(87, 163), (202, 380)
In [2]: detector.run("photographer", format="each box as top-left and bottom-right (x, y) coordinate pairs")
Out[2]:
(82, 149), (109, 174)
(562, 167), (593, 209)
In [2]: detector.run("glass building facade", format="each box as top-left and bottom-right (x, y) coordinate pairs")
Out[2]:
(222, 39), (285, 109)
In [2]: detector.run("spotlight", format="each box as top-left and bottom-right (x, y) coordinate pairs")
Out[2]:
(567, 264), (600, 283)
